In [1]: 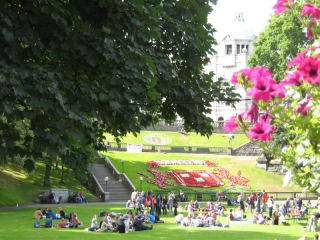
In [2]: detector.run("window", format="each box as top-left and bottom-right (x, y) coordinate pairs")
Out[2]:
(237, 45), (241, 54)
(226, 45), (232, 55)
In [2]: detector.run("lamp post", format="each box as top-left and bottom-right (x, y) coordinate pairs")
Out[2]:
(140, 176), (143, 192)
(104, 177), (109, 192)
(121, 158), (125, 173)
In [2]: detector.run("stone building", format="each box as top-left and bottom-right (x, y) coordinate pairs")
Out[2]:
(204, 12), (256, 125)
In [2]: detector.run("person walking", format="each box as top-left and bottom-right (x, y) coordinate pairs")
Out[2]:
(309, 211), (320, 232)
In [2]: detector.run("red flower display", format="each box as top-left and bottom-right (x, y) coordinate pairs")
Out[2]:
(214, 167), (250, 187)
(140, 160), (251, 189)
(166, 170), (224, 188)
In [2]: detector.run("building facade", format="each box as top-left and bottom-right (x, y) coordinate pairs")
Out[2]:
(204, 12), (256, 125)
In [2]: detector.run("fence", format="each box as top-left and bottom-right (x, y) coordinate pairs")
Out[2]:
(105, 142), (230, 154)
(154, 191), (319, 202)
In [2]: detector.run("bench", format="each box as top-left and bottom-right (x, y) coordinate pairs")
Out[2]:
(196, 148), (210, 153)
(171, 147), (185, 152)
(39, 195), (54, 204)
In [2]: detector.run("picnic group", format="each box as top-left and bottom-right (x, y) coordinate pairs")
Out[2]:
(32, 189), (320, 234)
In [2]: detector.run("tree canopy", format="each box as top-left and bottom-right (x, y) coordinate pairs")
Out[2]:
(248, 1), (313, 81)
(0, 0), (239, 164)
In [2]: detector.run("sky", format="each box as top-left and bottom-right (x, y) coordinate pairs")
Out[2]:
(209, 0), (276, 41)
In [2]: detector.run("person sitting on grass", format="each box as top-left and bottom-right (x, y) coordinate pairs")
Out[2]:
(42, 207), (48, 216)
(46, 208), (57, 219)
(133, 216), (153, 231)
(174, 212), (184, 224)
(252, 210), (259, 223)
(257, 212), (268, 225)
(87, 214), (99, 231)
(181, 214), (194, 227)
(72, 213), (83, 228)
(33, 208), (44, 219)
(154, 212), (164, 223)
(142, 211), (155, 223)
(59, 218), (66, 228)
(117, 214), (130, 233)
(44, 215), (53, 228)
(59, 207), (66, 219)
(193, 200), (200, 211)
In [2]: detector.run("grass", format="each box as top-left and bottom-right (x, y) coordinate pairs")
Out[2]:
(0, 163), (99, 206)
(0, 203), (313, 240)
(104, 131), (249, 148)
(103, 151), (301, 194)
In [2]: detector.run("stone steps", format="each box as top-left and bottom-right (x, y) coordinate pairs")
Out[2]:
(90, 163), (131, 202)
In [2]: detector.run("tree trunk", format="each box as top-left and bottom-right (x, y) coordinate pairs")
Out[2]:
(60, 159), (64, 183)
(43, 164), (51, 186)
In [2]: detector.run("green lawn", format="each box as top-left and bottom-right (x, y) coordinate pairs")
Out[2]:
(0, 203), (313, 240)
(104, 131), (249, 148)
(103, 151), (300, 194)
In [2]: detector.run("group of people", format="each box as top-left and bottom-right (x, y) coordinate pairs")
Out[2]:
(129, 189), (180, 217)
(86, 210), (155, 233)
(33, 207), (83, 228)
(72, 191), (87, 203)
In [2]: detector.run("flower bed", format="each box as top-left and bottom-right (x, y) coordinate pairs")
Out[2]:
(138, 159), (250, 189)
(215, 168), (250, 187)
(166, 170), (224, 188)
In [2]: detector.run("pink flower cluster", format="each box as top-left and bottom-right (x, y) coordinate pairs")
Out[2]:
(215, 168), (250, 187)
(273, 1), (320, 40)
(225, 66), (281, 141)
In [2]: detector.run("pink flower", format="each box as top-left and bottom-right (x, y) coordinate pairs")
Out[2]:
(223, 116), (238, 130)
(293, 94), (313, 115)
(230, 68), (254, 85)
(287, 49), (309, 68)
(249, 66), (273, 81)
(280, 71), (301, 86)
(260, 113), (271, 123)
(272, 0), (293, 15)
(296, 56), (320, 84)
(306, 18), (317, 40)
(247, 102), (259, 123)
(269, 83), (285, 99)
(247, 121), (275, 141)
(247, 78), (276, 102)
(301, 3), (320, 19)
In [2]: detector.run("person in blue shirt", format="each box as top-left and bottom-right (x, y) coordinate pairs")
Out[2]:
(46, 208), (57, 219)
(147, 213), (155, 223)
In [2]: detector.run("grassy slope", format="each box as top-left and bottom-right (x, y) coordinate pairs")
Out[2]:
(0, 163), (99, 206)
(104, 151), (300, 193)
(0, 203), (313, 240)
(104, 131), (249, 147)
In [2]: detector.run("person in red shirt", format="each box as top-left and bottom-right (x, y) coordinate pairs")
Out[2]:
(261, 190), (268, 212)
(249, 193), (256, 214)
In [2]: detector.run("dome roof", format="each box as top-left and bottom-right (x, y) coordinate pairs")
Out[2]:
(228, 21), (256, 40)
(219, 12), (256, 41)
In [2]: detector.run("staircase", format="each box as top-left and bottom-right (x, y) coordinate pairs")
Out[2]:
(90, 163), (131, 202)
(233, 142), (261, 156)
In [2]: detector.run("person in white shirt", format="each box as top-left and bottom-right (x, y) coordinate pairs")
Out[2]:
(175, 212), (184, 224)
(268, 196), (274, 219)
(131, 190), (138, 209)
